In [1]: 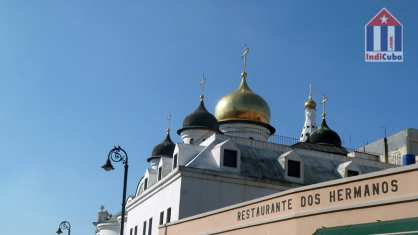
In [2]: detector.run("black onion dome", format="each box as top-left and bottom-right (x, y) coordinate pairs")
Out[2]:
(177, 99), (219, 135)
(309, 118), (342, 147)
(147, 132), (175, 162)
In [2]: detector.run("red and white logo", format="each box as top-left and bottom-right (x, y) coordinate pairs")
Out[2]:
(365, 8), (403, 62)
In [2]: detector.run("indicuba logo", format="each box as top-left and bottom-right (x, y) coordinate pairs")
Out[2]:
(365, 8), (403, 62)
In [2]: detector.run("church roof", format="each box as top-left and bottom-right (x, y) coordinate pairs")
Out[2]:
(147, 132), (175, 162)
(309, 118), (342, 147)
(214, 73), (272, 127)
(292, 142), (348, 155)
(177, 99), (219, 134)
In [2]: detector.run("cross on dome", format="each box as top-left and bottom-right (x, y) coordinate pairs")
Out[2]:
(321, 96), (328, 118)
(308, 83), (313, 99)
(200, 73), (206, 100)
(166, 113), (172, 133)
(241, 46), (249, 75)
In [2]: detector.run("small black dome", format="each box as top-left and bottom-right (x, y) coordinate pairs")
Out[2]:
(147, 132), (175, 162)
(309, 118), (342, 147)
(177, 99), (219, 135)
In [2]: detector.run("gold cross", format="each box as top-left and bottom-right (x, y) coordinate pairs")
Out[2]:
(308, 83), (313, 99)
(242, 46), (249, 74)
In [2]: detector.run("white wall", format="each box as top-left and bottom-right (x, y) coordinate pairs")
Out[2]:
(126, 175), (182, 235)
(178, 173), (287, 218)
(219, 122), (271, 142)
(96, 223), (119, 235)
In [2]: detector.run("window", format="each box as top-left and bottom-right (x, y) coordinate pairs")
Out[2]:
(142, 221), (146, 235)
(158, 167), (162, 181)
(190, 138), (194, 144)
(347, 170), (359, 177)
(166, 207), (171, 223)
(130, 228), (133, 235)
(144, 178), (148, 190)
(288, 160), (301, 178)
(223, 149), (238, 168)
(173, 154), (178, 169)
(148, 218), (152, 235)
(159, 211), (164, 225)
(134, 226), (138, 235)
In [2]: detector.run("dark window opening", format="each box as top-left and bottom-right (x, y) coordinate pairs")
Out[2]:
(148, 218), (152, 235)
(190, 138), (194, 144)
(288, 160), (301, 178)
(134, 226), (138, 235)
(173, 154), (178, 169)
(166, 207), (171, 223)
(130, 228), (133, 235)
(223, 149), (238, 168)
(144, 178), (148, 190)
(158, 167), (162, 181)
(159, 211), (164, 225)
(142, 221), (146, 235)
(347, 170), (359, 177)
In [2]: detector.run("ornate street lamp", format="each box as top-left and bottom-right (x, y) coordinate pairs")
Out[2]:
(101, 145), (128, 235)
(56, 221), (71, 235)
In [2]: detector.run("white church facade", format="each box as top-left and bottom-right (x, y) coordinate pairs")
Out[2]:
(93, 48), (411, 235)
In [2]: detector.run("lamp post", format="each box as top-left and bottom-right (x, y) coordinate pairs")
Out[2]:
(56, 221), (71, 235)
(101, 145), (128, 235)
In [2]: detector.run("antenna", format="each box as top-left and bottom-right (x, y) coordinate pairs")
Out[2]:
(380, 126), (387, 137)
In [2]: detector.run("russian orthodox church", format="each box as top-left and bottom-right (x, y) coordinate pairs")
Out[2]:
(94, 48), (393, 235)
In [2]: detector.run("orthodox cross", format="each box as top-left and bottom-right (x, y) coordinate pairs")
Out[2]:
(242, 46), (249, 74)
(308, 83), (313, 99)
(321, 96), (328, 118)
(200, 73), (206, 100)
(166, 113), (172, 133)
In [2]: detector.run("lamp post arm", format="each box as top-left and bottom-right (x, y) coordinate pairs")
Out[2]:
(59, 221), (71, 235)
(108, 146), (128, 165)
(106, 145), (129, 235)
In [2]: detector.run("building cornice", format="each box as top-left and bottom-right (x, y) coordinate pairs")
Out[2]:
(164, 164), (418, 227)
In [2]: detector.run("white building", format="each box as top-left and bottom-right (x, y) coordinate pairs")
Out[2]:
(94, 49), (398, 235)
(359, 128), (418, 165)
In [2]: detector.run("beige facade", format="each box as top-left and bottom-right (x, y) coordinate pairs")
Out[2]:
(160, 165), (418, 235)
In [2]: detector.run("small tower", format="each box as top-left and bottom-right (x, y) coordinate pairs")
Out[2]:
(300, 84), (317, 142)
(93, 206), (119, 235)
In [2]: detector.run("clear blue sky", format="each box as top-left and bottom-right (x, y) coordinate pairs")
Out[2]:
(0, 1), (417, 234)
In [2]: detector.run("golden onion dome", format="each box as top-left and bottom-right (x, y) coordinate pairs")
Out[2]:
(305, 97), (316, 110)
(215, 72), (271, 124)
